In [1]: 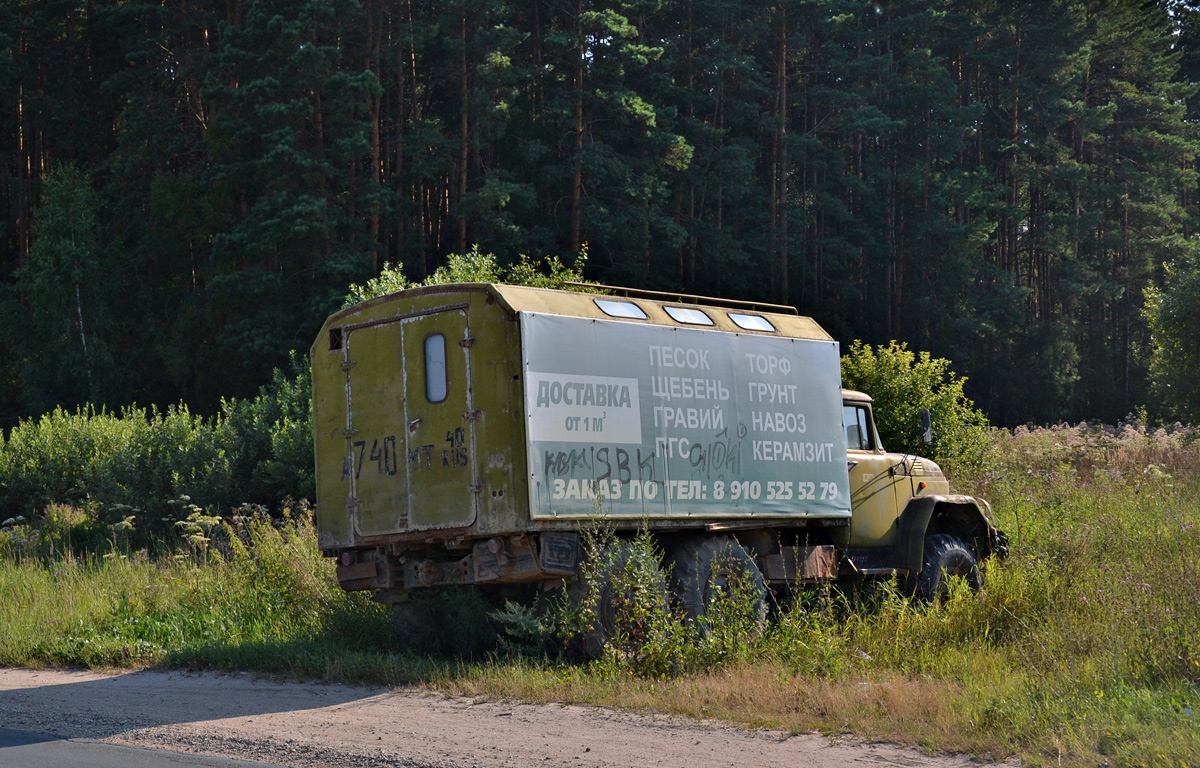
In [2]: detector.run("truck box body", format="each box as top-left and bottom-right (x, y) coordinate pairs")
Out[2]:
(312, 283), (851, 553)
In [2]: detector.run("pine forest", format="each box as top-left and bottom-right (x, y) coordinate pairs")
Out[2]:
(4, 0), (1200, 427)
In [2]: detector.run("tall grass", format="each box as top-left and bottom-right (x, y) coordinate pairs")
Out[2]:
(2, 421), (1199, 766)
(0, 510), (455, 686)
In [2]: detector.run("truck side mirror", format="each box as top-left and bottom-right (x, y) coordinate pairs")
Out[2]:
(918, 409), (933, 445)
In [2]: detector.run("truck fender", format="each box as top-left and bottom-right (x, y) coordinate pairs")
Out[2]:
(893, 495), (1001, 576)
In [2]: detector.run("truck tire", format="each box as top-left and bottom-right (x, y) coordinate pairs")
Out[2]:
(568, 541), (668, 659)
(391, 600), (439, 653)
(915, 534), (982, 601)
(665, 535), (767, 635)
(392, 587), (499, 656)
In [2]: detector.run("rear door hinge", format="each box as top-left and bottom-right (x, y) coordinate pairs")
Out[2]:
(467, 483), (483, 494)
(459, 337), (476, 348)
(463, 410), (483, 422)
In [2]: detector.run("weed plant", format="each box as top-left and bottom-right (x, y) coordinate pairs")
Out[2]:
(476, 423), (1200, 767)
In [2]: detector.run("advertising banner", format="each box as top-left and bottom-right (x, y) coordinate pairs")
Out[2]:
(521, 312), (852, 519)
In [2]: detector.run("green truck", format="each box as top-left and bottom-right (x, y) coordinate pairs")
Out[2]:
(311, 282), (1005, 638)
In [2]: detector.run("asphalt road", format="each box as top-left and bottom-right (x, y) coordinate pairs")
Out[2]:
(0, 728), (280, 768)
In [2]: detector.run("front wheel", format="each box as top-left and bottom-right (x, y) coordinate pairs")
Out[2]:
(915, 534), (982, 601)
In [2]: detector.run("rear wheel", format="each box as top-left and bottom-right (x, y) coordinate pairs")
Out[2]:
(391, 600), (439, 653)
(665, 535), (767, 635)
(915, 534), (982, 601)
(568, 540), (668, 659)
(391, 586), (498, 656)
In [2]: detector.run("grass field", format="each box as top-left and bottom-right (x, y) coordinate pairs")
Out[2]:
(2, 422), (1199, 767)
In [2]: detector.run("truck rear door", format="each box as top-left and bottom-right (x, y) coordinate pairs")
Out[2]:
(343, 306), (478, 536)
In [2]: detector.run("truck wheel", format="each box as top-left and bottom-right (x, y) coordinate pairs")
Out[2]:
(665, 535), (767, 635)
(915, 534), (982, 601)
(568, 541), (669, 659)
(391, 600), (439, 653)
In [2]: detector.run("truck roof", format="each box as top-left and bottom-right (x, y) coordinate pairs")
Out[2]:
(338, 282), (835, 342)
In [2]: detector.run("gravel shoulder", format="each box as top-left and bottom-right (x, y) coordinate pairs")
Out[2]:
(0, 667), (1011, 768)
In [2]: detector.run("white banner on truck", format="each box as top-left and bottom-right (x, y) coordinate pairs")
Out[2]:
(525, 372), (643, 444)
(520, 311), (852, 520)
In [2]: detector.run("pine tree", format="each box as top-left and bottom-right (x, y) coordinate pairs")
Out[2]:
(4, 164), (120, 412)
(198, 0), (382, 400)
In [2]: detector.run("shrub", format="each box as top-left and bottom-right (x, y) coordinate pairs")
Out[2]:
(840, 340), (990, 475)
(0, 405), (233, 532)
(1146, 247), (1200, 424)
(218, 352), (314, 507)
(0, 356), (314, 542)
(342, 244), (592, 308)
(560, 526), (769, 678)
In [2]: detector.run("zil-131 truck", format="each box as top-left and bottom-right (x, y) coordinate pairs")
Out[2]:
(311, 282), (1006, 642)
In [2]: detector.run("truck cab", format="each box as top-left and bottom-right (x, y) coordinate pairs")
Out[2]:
(839, 388), (1005, 588)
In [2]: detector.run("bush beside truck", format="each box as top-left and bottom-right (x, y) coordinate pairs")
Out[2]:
(0, 361), (312, 551)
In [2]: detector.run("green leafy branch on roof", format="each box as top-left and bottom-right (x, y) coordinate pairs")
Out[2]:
(342, 245), (596, 309)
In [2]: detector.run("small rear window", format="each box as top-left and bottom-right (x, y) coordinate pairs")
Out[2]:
(663, 306), (713, 325)
(595, 299), (648, 319)
(729, 312), (776, 332)
(425, 334), (448, 403)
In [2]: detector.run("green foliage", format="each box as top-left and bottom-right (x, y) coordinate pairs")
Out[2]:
(3, 0), (1200, 425)
(490, 598), (560, 657)
(503, 245), (594, 289)
(218, 352), (315, 507)
(754, 425), (1200, 764)
(691, 548), (768, 668)
(0, 356), (313, 539)
(4, 163), (123, 414)
(564, 526), (766, 678)
(0, 404), (234, 536)
(840, 340), (991, 475)
(423, 244), (505, 286)
(343, 244), (592, 308)
(1146, 247), (1200, 424)
(5, 426), (1200, 764)
(570, 527), (683, 677)
(342, 263), (412, 307)
(0, 508), (397, 675)
(196, 0), (381, 394)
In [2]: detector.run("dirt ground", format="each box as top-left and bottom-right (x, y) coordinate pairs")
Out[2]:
(0, 667), (1013, 767)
